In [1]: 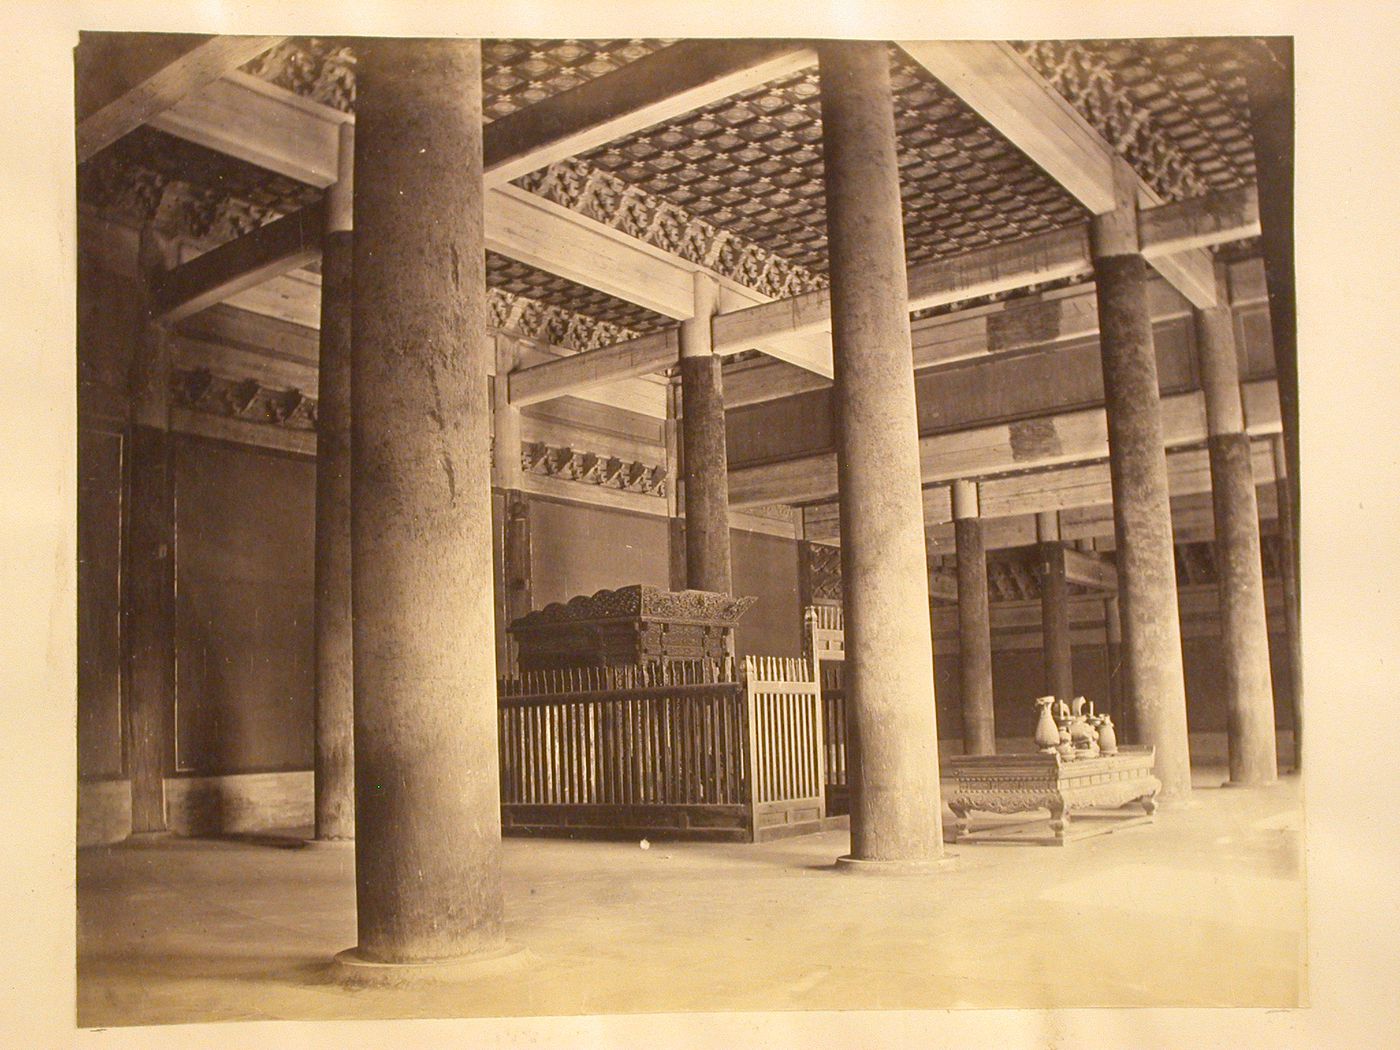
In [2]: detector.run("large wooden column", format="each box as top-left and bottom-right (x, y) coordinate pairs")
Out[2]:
(678, 273), (732, 593)
(1272, 435), (1303, 771)
(125, 226), (178, 839)
(493, 334), (532, 674)
(1092, 163), (1192, 799)
(1037, 512), (1074, 703)
(952, 480), (994, 755)
(313, 121), (355, 842)
(341, 39), (507, 971)
(1198, 266), (1277, 785)
(820, 41), (949, 872)
(1104, 594), (1124, 729)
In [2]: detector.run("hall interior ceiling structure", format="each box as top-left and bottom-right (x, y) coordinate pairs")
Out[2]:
(76, 34), (1272, 540)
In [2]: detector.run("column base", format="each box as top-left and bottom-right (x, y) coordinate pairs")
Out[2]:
(329, 943), (531, 986)
(834, 854), (957, 876)
(304, 836), (356, 850)
(1219, 777), (1279, 789)
(121, 830), (175, 847)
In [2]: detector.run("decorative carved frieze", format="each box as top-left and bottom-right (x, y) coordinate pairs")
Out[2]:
(806, 542), (843, 603)
(521, 440), (666, 498)
(516, 158), (826, 300)
(171, 367), (317, 431)
(488, 287), (644, 353)
(242, 38), (356, 114)
(1015, 40), (1232, 203)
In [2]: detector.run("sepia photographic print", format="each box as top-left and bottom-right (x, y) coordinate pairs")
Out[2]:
(8, 1), (1398, 1046)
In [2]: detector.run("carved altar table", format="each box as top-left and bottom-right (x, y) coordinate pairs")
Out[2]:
(944, 746), (1161, 846)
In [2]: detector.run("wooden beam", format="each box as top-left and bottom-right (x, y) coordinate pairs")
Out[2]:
(713, 224), (1092, 356)
(1139, 184), (1262, 259)
(1061, 547), (1117, 591)
(149, 70), (348, 185)
(929, 572), (959, 603)
(727, 379), (1280, 508)
(77, 34), (284, 162)
(897, 41), (1119, 213)
(151, 202), (324, 323)
(483, 41), (816, 187)
(509, 328), (679, 407)
(898, 40), (1219, 308)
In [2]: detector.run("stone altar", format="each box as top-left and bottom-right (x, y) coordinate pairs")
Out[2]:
(508, 585), (756, 672)
(945, 746), (1161, 846)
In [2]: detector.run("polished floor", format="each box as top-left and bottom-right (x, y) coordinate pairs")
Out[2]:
(77, 768), (1305, 1028)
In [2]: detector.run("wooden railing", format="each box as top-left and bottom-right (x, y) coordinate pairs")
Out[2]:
(497, 655), (826, 842)
(806, 605), (850, 813)
(744, 656), (825, 838)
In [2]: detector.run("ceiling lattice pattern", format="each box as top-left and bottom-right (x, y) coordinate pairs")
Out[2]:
(242, 38), (673, 123)
(481, 39), (672, 121)
(486, 253), (671, 335)
(572, 46), (1086, 275)
(1016, 38), (1257, 202)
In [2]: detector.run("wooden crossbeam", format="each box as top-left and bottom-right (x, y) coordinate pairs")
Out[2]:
(483, 41), (816, 187)
(1061, 547), (1117, 591)
(899, 40), (1220, 308)
(77, 34), (285, 162)
(1139, 185), (1261, 259)
(929, 572), (959, 603)
(152, 202), (324, 323)
(727, 379), (1281, 508)
(509, 328), (679, 407)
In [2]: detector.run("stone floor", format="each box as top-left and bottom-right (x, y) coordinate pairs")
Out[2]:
(76, 769), (1305, 1029)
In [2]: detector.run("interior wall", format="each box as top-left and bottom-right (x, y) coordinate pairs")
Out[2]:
(730, 528), (801, 658)
(528, 497), (671, 608)
(77, 427), (125, 780)
(172, 435), (316, 776)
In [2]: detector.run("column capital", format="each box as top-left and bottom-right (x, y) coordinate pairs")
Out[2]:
(951, 479), (980, 520)
(1089, 158), (1140, 259)
(679, 271), (719, 359)
(1035, 509), (1061, 543)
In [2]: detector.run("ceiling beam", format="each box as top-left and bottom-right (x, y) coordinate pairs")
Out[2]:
(152, 202), (323, 323)
(899, 40), (1221, 308)
(483, 40), (817, 187)
(728, 379), (1280, 508)
(1061, 547), (1118, 591)
(509, 328), (679, 408)
(1139, 184), (1261, 260)
(77, 34), (285, 162)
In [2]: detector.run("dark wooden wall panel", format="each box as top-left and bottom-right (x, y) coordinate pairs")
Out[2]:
(78, 427), (125, 780)
(528, 497), (670, 610)
(729, 529), (801, 658)
(173, 436), (315, 775)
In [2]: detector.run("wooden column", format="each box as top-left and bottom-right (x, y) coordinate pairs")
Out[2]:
(679, 273), (733, 593)
(1272, 434), (1303, 771)
(340, 39), (508, 972)
(493, 334), (531, 674)
(953, 480), (994, 755)
(124, 225), (178, 839)
(820, 41), (949, 872)
(1092, 161), (1192, 799)
(665, 377), (688, 592)
(1037, 511), (1074, 703)
(1198, 266), (1276, 785)
(1104, 594), (1124, 730)
(313, 121), (355, 842)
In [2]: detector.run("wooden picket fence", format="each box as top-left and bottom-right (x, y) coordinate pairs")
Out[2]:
(497, 655), (825, 841)
(806, 605), (850, 815)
